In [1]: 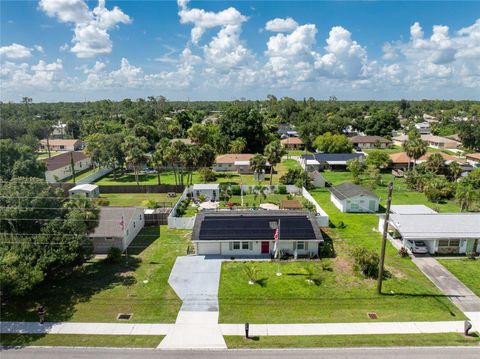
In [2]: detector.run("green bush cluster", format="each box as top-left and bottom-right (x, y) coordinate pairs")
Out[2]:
(352, 247), (380, 278)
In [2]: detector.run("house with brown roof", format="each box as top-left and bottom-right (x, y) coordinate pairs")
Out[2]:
(40, 139), (83, 152)
(213, 154), (255, 173)
(349, 135), (391, 149)
(41, 151), (92, 183)
(389, 151), (459, 170)
(281, 137), (304, 150)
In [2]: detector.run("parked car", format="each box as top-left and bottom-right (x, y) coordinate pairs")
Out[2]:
(405, 240), (428, 254)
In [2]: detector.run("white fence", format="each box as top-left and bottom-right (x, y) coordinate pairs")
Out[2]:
(301, 187), (329, 227)
(77, 167), (112, 185)
(168, 187), (196, 229)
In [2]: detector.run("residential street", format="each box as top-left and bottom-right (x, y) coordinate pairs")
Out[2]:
(2, 347), (480, 359)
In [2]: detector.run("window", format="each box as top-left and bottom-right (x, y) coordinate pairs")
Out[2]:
(350, 203), (359, 211)
(438, 240), (450, 247)
(449, 240), (460, 247)
(133, 222), (136, 228)
(242, 242), (249, 250)
(296, 241), (305, 250)
(60, 145), (65, 150)
(438, 240), (460, 247)
(233, 242), (240, 250)
(139, 214), (142, 220)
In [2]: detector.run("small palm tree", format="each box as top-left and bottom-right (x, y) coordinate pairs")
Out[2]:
(250, 153), (267, 184)
(264, 140), (287, 186)
(244, 263), (259, 285)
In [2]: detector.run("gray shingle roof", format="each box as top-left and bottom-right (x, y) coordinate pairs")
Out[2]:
(89, 206), (140, 238)
(330, 183), (379, 200)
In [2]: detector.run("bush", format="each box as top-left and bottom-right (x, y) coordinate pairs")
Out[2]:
(230, 185), (242, 195)
(302, 199), (316, 213)
(141, 199), (158, 209)
(398, 247), (409, 257)
(105, 247), (123, 264)
(352, 247), (380, 278)
(318, 240), (335, 258)
(278, 185), (287, 194)
(95, 198), (110, 206)
(198, 167), (217, 182)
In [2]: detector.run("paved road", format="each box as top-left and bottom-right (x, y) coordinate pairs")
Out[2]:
(413, 257), (480, 312)
(2, 347), (479, 359)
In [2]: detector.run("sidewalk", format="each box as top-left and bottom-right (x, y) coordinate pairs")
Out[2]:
(1, 320), (468, 336)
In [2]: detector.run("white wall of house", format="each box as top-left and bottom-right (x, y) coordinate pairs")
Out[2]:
(213, 163), (235, 171)
(122, 208), (145, 250)
(355, 142), (388, 149)
(195, 240), (319, 256)
(192, 188), (218, 200)
(331, 193), (379, 213)
(45, 157), (92, 183)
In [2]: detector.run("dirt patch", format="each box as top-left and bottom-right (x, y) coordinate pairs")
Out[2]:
(333, 255), (354, 276)
(386, 265), (406, 280)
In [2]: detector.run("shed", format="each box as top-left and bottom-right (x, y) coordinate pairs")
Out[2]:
(68, 184), (100, 198)
(330, 183), (380, 213)
(192, 184), (220, 201)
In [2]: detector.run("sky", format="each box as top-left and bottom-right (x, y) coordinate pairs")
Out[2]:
(1, 0), (479, 102)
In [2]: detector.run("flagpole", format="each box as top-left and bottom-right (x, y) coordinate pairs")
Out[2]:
(276, 218), (281, 276)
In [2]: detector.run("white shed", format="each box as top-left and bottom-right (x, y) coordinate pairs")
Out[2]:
(68, 183), (100, 198)
(192, 184), (220, 201)
(330, 183), (380, 213)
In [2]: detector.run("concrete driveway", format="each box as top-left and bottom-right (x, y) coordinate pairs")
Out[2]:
(158, 256), (226, 349)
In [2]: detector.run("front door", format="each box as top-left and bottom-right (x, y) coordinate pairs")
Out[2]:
(261, 241), (270, 254)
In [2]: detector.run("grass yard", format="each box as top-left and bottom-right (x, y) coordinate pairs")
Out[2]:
(224, 333), (479, 348)
(219, 183), (464, 324)
(286, 150), (311, 157)
(1, 226), (189, 323)
(99, 193), (179, 207)
(363, 146), (403, 155)
(37, 151), (62, 159)
(282, 159), (302, 171)
(219, 193), (305, 208)
(0, 334), (164, 348)
(438, 259), (480, 297)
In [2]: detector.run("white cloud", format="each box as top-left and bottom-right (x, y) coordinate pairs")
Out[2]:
(0, 59), (64, 90)
(177, 0), (247, 44)
(39, 0), (131, 58)
(34, 45), (45, 53)
(265, 17), (298, 33)
(0, 43), (32, 59)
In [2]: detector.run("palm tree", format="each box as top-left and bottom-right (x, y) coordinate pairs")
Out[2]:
(455, 180), (478, 212)
(249, 153), (267, 183)
(402, 129), (426, 172)
(151, 139), (169, 185)
(229, 137), (247, 154)
(264, 140), (287, 186)
(122, 136), (149, 186)
(64, 195), (100, 234)
(448, 161), (462, 182)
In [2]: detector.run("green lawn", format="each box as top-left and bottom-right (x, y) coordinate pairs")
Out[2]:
(219, 182), (464, 323)
(286, 150), (311, 157)
(224, 333), (480, 348)
(363, 146), (403, 155)
(282, 159), (302, 171)
(220, 193), (304, 208)
(94, 161), (292, 187)
(37, 151), (62, 159)
(438, 259), (480, 297)
(1, 226), (188, 323)
(0, 334), (164, 348)
(99, 193), (179, 207)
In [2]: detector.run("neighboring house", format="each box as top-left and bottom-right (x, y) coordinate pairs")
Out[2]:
(414, 122), (431, 135)
(393, 134), (461, 149)
(300, 153), (365, 171)
(330, 183), (380, 213)
(277, 123), (299, 138)
(192, 184), (220, 201)
(193, 211), (323, 257)
(213, 154), (255, 172)
(389, 152), (460, 170)
(381, 212), (480, 255)
(51, 122), (67, 139)
(40, 139), (83, 152)
(465, 153), (480, 167)
(41, 151), (92, 183)
(89, 206), (145, 254)
(281, 137), (304, 150)
(349, 135), (391, 149)
(423, 114), (438, 123)
(68, 184), (100, 198)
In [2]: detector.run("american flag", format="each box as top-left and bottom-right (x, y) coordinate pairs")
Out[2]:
(274, 228), (279, 241)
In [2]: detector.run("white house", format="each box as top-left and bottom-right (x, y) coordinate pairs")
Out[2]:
(349, 135), (391, 149)
(192, 184), (220, 201)
(382, 212), (480, 255)
(414, 122), (431, 135)
(68, 184), (100, 198)
(330, 183), (380, 213)
(89, 206), (145, 254)
(193, 211), (323, 257)
(213, 154), (254, 172)
(42, 151), (92, 183)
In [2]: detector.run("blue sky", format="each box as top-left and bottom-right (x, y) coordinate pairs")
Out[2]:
(1, 1), (479, 102)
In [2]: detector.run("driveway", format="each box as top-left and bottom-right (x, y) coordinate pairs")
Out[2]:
(413, 256), (480, 313)
(158, 256), (226, 349)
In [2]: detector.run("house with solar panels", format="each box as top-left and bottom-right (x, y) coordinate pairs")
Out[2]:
(192, 211), (323, 257)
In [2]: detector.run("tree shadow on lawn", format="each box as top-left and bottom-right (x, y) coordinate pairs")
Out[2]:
(0, 334), (48, 348)
(1, 257), (141, 323)
(380, 292), (459, 317)
(127, 227), (160, 256)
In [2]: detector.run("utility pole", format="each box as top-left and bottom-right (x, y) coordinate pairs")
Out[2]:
(70, 151), (76, 185)
(377, 181), (394, 294)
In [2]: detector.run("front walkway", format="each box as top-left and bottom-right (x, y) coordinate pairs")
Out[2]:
(157, 256), (226, 349)
(413, 256), (480, 331)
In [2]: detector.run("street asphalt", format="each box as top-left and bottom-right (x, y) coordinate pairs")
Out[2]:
(1, 347), (479, 359)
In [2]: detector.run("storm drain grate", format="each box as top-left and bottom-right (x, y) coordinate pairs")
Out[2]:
(367, 312), (378, 319)
(117, 313), (132, 320)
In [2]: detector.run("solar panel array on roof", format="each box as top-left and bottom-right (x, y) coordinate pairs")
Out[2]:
(198, 215), (316, 241)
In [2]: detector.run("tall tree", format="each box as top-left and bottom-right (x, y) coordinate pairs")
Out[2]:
(229, 137), (247, 154)
(249, 153), (267, 182)
(122, 136), (149, 185)
(264, 140), (287, 186)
